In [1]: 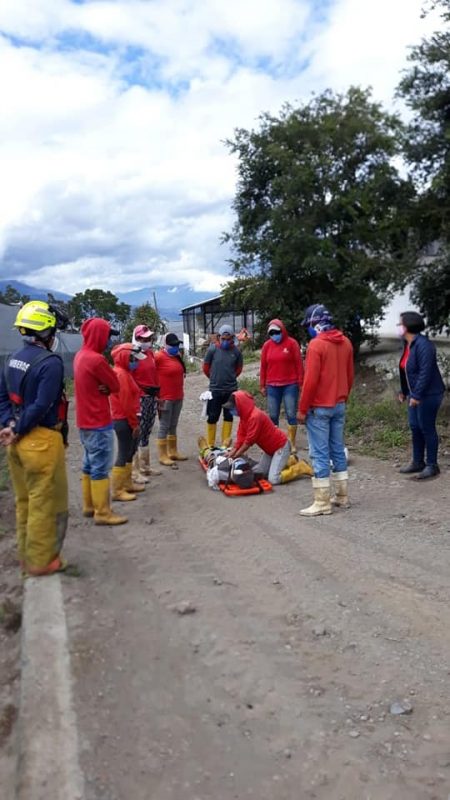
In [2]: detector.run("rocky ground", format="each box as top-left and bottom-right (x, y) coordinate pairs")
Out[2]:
(2, 363), (450, 800)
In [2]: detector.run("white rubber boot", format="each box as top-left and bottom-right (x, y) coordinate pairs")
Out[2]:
(331, 471), (350, 508)
(299, 477), (332, 516)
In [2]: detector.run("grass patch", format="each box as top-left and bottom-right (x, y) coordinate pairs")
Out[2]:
(346, 393), (410, 457)
(237, 376), (266, 408)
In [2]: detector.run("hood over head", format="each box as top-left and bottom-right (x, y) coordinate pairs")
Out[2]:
(111, 343), (146, 369)
(267, 318), (287, 338)
(81, 317), (112, 353)
(232, 390), (256, 421)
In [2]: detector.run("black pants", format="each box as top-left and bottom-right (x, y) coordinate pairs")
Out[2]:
(113, 419), (137, 467)
(207, 390), (234, 424)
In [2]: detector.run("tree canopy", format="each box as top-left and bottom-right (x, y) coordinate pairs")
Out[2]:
(121, 302), (164, 342)
(223, 88), (415, 349)
(68, 289), (131, 331)
(397, 0), (450, 333)
(0, 284), (30, 305)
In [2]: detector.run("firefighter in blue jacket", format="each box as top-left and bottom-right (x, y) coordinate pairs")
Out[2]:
(0, 300), (69, 576)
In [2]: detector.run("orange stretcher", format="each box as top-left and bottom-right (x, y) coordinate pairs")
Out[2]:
(199, 456), (273, 496)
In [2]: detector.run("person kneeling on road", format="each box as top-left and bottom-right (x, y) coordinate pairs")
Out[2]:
(0, 301), (69, 575)
(223, 391), (313, 484)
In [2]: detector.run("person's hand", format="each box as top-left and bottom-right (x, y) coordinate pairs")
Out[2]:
(260, 387), (267, 397)
(297, 412), (306, 424)
(0, 427), (18, 446)
(398, 392), (406, 403)
(409, 397), (420, 407)
(132, 426), (140, 439)
(98, 384), (111, 395)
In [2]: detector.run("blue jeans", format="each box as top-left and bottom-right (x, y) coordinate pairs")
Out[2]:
(267, 384), (299, 426)
(407, 393), (443, 466)
(306, 403), (347, 478)
(79, 428), (114, 481)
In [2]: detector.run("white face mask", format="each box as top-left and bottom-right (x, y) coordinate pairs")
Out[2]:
(396, 324), (407, 339)
(139, 341), (153, 351)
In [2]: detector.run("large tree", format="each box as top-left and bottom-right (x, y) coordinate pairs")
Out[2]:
(397, 0), (450, 333)
(121, 302), (164, 342)
(68, 288), (131, 331)
(223, 87), (415, 349)
(0, 284), (30, 305)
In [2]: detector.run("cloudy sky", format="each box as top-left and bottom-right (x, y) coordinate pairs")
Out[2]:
(0, 0), (438, 295)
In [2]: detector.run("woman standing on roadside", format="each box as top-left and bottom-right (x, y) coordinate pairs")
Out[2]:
(110, 343), (147, 500)
(398, 311), (445, 480)
(259, 318), (304, 454)
(131, 325), (162, 480)
(155, 333), (188, 468)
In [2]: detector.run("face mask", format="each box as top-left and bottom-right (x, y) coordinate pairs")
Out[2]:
(220, 339), (232, 350)
(139, 341), (152, 351)
(230, 408), (239, 417)
(167, 345), (180, 356)
(50, 335), (59, 352)
(129, 361), (139, 371)
(270, 333), (282, 343)
(307, 325), (318, 338)
(396, 324), (407, 338)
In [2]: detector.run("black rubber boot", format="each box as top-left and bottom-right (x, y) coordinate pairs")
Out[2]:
(416, 465), (440, 480)
(399, 462), (425, 474)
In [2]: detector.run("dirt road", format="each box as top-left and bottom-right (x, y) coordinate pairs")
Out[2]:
(62, 368), (450, 800)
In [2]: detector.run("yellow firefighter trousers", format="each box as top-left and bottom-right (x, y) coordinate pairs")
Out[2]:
(7, 426), (68, 571)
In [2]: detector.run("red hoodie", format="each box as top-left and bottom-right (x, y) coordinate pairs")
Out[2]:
(234, 390), (288, 455)
(74, 318), (119, 429)
(260, 319), (304, 389)
(154, 349), (184, 401)
(299, 330), (354, 415)
(110, 344), (141, 429)
(133, 349), (158, 395)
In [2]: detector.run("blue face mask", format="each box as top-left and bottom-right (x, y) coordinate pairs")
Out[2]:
(307, 325), (318, 338)
(229, 408), (239, 417)
(167, 345), (180, 356)
(270, 333), (282, 343)
(129, 361), (139, 371)
(220, 339), (232, 350)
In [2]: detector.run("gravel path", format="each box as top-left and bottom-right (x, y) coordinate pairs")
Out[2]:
(62, 367), (450, 800)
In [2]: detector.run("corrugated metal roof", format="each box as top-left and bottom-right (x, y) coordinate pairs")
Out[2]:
(180, 294), (223, 312)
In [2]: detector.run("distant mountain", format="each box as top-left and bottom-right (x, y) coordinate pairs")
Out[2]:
(0, 279), (71, 302)
(116, 284), (219, 312)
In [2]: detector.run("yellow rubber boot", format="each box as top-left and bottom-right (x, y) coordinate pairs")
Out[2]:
(221, 420), (233, 447)
(287, 424), (298, 454)
(157, 438), (178, 467)
(206, 422), (217, 448)
(91, 478), (128, 525)
(299, 478), (332, 517)
(331, 471), (350, 508)
(125, 462), (146, 493)
(167, 435), (188, 461)
(280, 459), (314, 483)
(111, 466), (136, 501)
(81, 473), (94, 517)
(139, 445), (161, 476)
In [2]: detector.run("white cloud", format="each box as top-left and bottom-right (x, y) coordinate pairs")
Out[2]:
(0, 0), (441, 296)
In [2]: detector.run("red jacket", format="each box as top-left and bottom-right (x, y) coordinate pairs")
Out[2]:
(260, 319), (304, 389)
(234, 391), (288, 455)
(110, 345), (141, 429)
(155, 349), (185, 401)
(74, 318), (119, 429)
(299, 330), (354, 415)
(133, 349), (158, 395)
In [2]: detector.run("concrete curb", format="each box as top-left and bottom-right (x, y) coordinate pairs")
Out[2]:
(15, 575), (84, 800)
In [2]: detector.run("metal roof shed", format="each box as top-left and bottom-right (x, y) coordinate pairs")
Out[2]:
(180, 294), (257, 355)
